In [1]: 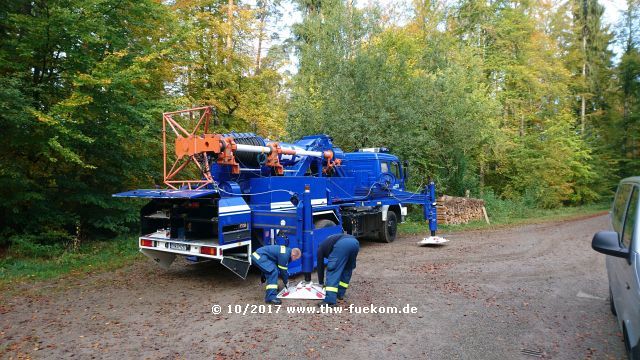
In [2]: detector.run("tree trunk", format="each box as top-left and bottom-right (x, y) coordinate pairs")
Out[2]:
(226, 0), (233, 63)
(581, 36), (587, 134)
(479, 156), (485, 196)
(255, 1), (267, 73)
(347, 0), (353, 59)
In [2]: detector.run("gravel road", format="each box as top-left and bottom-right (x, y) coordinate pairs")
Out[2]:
(0, 213), (626, 359)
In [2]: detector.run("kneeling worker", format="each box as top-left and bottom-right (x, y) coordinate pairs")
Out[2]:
(252, 245), (301, 305)
(317, 233), (360, 307)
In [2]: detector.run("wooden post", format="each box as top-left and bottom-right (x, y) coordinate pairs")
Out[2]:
(482, 206), (490, 224)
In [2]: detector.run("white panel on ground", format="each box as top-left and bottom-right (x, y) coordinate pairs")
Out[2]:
(417, 236), (449, 246)
(277, 281), (326, 300)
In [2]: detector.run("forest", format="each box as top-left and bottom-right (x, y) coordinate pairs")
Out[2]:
(0, 0), (639, 250)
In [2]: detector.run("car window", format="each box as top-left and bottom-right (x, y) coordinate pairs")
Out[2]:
(391, 162), (400, 178)
(380, 162), (389, 173)
(613, 184), (633, 234)
(622, 187), (638, 249)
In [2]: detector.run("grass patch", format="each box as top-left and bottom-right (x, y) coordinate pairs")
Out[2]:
(0, 235), (140, 290)
(399, 202), (610, 236)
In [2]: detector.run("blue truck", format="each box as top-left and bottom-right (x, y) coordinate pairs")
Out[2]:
(114, 107), (438, 279)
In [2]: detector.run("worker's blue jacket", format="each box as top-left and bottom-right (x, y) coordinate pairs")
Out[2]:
(253, 245), (292, 283)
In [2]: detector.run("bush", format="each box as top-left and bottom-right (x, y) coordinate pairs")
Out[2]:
(8, 235), (67, 259)
(481, 189), (533, 222)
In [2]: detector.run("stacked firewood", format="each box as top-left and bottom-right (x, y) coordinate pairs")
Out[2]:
(436, 195), (488, 225)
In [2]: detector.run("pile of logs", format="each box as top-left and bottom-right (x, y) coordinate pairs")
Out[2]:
(436, 195), (488, 225)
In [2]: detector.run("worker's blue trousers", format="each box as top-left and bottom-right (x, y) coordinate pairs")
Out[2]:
(324, 237), (359, 304)
(252, 256), (279, 302)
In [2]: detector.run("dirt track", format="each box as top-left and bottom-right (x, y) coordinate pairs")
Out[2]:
(0, 214), (626, 359)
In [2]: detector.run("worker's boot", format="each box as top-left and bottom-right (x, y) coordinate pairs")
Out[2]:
(317, 301), (336, 308)
(266, 298), (282, 305)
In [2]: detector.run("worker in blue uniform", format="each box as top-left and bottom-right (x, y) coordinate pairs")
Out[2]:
(316, 233), (360, 307)
(252, 245), (301, 305)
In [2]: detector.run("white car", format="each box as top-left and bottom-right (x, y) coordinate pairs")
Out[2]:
(592, 176), (640, 359)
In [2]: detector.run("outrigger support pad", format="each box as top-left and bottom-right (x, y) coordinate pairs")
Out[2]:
(277, 281), (326, 300)
(417, 236), (449, 246)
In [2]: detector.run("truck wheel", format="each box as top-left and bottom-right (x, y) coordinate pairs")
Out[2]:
(314, 219), (336, 229)
(378, 211), (397, 243)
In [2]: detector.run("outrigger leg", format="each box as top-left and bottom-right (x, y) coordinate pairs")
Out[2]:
(418, 180), (449, 246)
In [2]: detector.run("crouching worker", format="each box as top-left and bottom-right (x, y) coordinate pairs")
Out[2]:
(252, 245), (301, 305)
(317, 234), (360, 307)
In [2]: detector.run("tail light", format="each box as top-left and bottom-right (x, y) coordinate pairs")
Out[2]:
(140, 239), (154, 247)
(200, 246), (217, 256)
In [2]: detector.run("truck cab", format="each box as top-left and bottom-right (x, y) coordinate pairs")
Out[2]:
(341, 148), (406, 197)
(331, 148), (412, 243)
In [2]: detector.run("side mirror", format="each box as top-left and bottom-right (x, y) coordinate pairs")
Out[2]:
(592, 231), (629, 258)
(403, 160), (409, 180)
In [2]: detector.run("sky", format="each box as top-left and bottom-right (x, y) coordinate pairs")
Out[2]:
(600, 0), (628, 28)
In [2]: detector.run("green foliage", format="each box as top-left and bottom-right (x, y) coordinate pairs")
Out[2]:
(7, 236), (67, 259)
(172, 0), (287, 137)
(0, 0), (289, 250)
(501, 113), (600, 207)
(0, 235), (139, 288)
(289, 1), (499, 195)
(481, 189), (533, 221)
(0, 0), (635, 255)
(615, 0), (640, 177)
(0, 0), (174, 246)
(289, 0), (640, 211)
(288, 0), (610, 206)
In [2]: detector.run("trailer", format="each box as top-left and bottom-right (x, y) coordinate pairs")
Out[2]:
(114, 106), (438, 280)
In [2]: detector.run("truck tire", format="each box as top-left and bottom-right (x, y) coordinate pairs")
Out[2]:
(314, 219), (336, 229)
(378, 211), (397, 243)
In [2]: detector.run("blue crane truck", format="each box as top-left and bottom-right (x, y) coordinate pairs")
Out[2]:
(114, 106), (438, 280)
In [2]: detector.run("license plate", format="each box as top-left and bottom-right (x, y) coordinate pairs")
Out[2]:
(169, 243), (187, 251)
